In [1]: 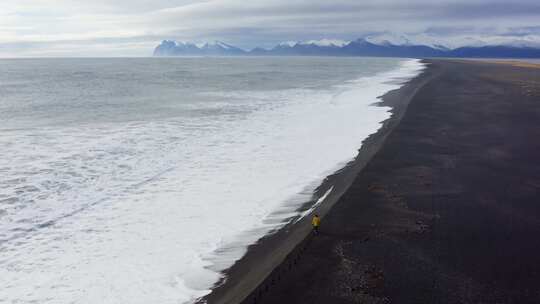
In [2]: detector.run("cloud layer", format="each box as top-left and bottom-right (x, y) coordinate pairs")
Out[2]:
(1, 0), (540, 57)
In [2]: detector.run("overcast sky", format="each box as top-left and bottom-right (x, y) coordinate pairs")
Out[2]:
(1, 0), (540, 57)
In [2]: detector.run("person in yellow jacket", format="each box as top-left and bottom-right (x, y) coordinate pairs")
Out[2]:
(312, 214), (321, 235)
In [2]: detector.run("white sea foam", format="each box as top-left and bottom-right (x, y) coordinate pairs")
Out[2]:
(0, 58), (424, 304)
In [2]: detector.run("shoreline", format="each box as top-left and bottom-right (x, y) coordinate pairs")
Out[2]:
(246, 59), (540, 303)
(201, 60), (438, 304)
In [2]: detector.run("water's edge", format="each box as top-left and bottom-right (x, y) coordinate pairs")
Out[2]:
(201, 60), (439, 304)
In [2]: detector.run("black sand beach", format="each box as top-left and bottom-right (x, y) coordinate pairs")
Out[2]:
(205, 59), (540, 304)
(202, 59), (436, 304)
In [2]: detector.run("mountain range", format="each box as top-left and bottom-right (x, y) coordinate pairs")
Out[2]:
(154, 38), (540, 58)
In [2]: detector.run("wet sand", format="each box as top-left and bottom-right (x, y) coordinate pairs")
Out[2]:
(241, 59), (540, 304)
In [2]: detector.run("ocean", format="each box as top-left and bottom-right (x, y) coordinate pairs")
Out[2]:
(0, 57), (424, 303)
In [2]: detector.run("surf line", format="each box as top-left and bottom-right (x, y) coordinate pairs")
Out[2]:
(294, 186), (334, 224)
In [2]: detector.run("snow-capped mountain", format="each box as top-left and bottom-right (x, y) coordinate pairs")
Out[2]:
(275, 39), (350, 48)
(364, 32), (540, 50)
(262, 39), (350, 55)
(153, 40), (246, 56)
(278, 41), (298, 47)
(364, 33), (449, 50)
(154, 37), (540, 58)
(297, 39), (350, 47)
(198, 41), (245, 55)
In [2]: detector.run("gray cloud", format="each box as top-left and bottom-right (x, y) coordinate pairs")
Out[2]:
(1, 0), (540, 57)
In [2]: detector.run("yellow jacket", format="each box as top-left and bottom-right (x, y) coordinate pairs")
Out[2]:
(312, 216), (321, 227)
